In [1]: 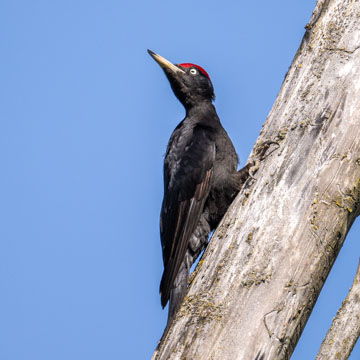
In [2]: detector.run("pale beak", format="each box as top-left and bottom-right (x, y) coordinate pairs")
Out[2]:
(148, 49), (185, 75)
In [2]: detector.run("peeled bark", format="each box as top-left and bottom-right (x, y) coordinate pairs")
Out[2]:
(153, 0), (360, 359)
(316, 260), (360, 359)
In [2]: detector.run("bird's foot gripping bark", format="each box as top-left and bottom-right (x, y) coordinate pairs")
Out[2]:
(233, 140), (279, 189)
(248, 140), (279, 179)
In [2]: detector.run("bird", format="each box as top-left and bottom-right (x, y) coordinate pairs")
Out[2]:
(148, 49), (254, 326)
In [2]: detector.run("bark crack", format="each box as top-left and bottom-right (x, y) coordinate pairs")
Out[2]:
(324, 45), (360, 54)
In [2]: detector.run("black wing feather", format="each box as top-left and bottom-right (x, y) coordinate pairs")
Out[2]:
(160, 124), (215, 307)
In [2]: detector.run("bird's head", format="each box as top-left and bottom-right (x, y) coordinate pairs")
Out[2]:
(148, 50), (215, 109)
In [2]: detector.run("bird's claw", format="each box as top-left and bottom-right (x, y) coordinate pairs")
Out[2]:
(247, 140), (280, 180)
(254, 140), (280, 160)
(248, 159), (261, 180)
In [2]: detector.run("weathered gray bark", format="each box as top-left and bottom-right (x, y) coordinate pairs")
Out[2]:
(153, 0), (360, 359)
(316, 260), (360, 359)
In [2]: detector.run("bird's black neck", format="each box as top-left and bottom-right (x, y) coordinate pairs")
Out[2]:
(185, 100), (220, 128)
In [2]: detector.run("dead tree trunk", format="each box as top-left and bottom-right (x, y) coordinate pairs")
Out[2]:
(153, 0), (360, 359)
(316, 260), (360, 359)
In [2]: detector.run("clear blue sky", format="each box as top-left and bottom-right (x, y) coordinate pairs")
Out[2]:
(1, 1), (359, 359)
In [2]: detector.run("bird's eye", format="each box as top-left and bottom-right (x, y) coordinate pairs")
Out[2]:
(190, 68), (197, 75)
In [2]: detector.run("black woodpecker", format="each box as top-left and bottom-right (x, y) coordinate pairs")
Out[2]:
(148, 50), (253, 325)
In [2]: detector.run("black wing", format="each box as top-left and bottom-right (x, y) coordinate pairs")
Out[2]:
(160, 124), (215, 307)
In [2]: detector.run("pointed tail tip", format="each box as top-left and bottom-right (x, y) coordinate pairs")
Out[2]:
(161, 295), (168, 309)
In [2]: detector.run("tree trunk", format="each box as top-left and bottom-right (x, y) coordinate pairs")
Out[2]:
(153, 0), (360, 359)
(316, 260), (360, 359)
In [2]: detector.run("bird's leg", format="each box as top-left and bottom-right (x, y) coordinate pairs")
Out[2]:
(233, 140), (280, 186)
(248, 159), (261, 180)
(234, 162), (254, 189)
(247, 140), (280, 179)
